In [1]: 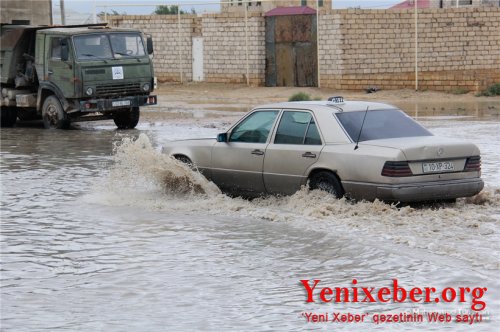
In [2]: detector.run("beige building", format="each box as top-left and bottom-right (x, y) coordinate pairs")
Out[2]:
(391, 0), (499, 9)
(446, 0), (498, 7)
(0, 0), (53, 25)
(433, 0), (498, 7)
(221, 0), (332, 12)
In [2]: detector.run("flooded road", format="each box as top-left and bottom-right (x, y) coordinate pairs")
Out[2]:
(1, 113), (499, 331)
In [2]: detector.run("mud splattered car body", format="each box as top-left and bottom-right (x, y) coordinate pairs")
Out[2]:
(163, 99), (484, 202)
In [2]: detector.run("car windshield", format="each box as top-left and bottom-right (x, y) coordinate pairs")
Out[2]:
(73, 33), (145, 60)
(336, 109), (433, 142)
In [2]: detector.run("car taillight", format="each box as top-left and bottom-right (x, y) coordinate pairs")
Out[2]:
(381, 161), (413, 177)
(464, 156), (481, 172)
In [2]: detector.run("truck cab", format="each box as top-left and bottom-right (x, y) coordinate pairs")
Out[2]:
(1, 23), (156, 129)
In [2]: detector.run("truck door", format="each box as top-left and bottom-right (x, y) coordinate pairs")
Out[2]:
(44, 35), (75, 97)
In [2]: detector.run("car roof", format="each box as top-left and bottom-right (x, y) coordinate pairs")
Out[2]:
(253, 100), (398, 113)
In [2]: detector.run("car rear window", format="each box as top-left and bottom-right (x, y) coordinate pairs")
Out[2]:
(336, 109), (432, 142)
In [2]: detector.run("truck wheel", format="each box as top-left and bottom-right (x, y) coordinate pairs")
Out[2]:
(114, 107), (139, 129)
(309, 171), (345, 199)
(42, 96), (70, 129)
(0, 107), (18, 127)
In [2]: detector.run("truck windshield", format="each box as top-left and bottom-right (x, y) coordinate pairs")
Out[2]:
(336, 109), (433, 142)
(74, 33), (145, 60)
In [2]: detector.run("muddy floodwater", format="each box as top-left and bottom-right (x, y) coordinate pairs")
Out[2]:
(1, 107), (499, 331)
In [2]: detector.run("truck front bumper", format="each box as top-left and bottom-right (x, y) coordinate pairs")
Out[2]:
(78, 95), (157, 113)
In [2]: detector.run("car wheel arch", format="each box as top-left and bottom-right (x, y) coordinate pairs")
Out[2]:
(308, 168), (342, 183)
(173, 154), (193, 165)
(307, 168), (345, 196)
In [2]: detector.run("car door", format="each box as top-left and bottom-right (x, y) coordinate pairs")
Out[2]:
(45, 35), (75, 97)
(211, 110), (280, 195)
(263, 110), (324, 195)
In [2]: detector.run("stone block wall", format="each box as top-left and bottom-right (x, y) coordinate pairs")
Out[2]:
(109, 15), (199, 82)
(319, 7), (500, 91)
(202, 12), (266, 85)
(109, 7), (499, 91)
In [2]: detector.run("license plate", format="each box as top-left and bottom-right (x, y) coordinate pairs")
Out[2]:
(422, 161), (455, 173)
(112, 100), (131, 107)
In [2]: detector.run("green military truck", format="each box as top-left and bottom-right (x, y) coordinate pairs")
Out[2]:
(0, 22), (156, 129)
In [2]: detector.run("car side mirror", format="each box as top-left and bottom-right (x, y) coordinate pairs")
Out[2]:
(146, 35), (154, 55)
(60, 38), (69, 61)
(217, 133), (228, 142)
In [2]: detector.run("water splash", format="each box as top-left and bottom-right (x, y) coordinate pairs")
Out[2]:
(465, 187), (500, 205)
(90, 134), (499, 269)
(108, 133), (221, 196)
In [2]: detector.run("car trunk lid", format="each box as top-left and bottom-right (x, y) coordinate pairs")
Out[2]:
(362, 136), (477, 159)
(362, 136), (479, 176)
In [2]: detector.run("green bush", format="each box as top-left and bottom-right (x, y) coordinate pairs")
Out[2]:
(449, 87), (469, 95)
(288, 92), (311, 102)
(479, 83), (500, 96)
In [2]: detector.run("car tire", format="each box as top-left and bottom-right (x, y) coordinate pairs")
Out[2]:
(42, 96), (70, 129)
(0, 107), (18, 127)
(309, 171), (345, 199)
(114, 107), (140, 129)
(174, 155), (193, 167)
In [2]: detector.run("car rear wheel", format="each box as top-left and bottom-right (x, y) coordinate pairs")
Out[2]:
(42, 96), (70, 129)
(114, 107), (140, 129)
(1, 107), (18, 127)
(309, 171), (344, 199)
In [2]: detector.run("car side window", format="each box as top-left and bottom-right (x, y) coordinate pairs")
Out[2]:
(229, 110), (279, 143)
(304, 118), (322, 145)
(274, 111), (322, 145)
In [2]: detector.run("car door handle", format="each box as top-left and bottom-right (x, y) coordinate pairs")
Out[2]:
(48, 70), (53, 75)
(302, 152), (316, 158)
(251, 149), (264, 156)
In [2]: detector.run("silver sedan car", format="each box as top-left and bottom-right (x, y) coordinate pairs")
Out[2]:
(162, 98), (484, 202)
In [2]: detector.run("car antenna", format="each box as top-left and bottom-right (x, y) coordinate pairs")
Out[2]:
(354, 107), (369, 150)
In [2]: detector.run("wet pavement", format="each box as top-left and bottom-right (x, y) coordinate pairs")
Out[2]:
(1, 104), (499, 331)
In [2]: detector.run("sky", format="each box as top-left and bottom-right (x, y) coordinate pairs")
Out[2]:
(52, 0), (405, 24)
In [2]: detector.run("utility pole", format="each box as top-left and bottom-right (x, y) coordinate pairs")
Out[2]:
(414, 0), (418, 91)
(245, 0), (249, 86)
(60, 0), (66, 25)
(316, 0), (321, 88)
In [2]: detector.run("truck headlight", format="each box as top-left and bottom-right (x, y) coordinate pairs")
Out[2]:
(142, 83), (150, 92)
(86, 87), (93, 96)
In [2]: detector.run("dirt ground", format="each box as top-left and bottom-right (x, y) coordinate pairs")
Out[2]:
(11, 82), (498, 126)
(155, 83), (500, 114)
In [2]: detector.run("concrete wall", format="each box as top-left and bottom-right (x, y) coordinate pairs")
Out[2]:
(1, 0), (52, 25)
(109, 7), (499, 91)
